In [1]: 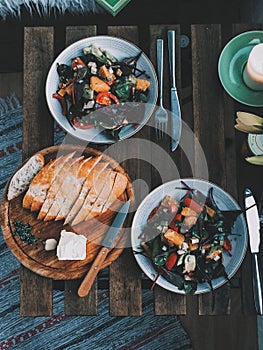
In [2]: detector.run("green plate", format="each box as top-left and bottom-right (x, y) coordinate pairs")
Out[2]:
(218, 30), (263, 107)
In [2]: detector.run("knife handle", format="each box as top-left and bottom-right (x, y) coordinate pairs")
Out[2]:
(156, 39), (164, 104)
(78, 247), (110, 297)
(252, 253), (263, 315)
(168, 30), (176, 88)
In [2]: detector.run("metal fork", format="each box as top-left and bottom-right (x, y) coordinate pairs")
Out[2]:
(154, 38), (168, 138)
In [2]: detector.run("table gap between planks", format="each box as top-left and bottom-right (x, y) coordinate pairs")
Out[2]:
(20, 23), (257, 317)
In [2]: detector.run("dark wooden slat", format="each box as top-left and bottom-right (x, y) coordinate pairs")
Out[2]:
(149, 24), (186, 315)
(65, 26), (97, 46)
(191, 24), (231, 315)
(107, 25), (142, 316)
(21, 27), (55, 316)
(20, 267), (53, 316)
(64, 279), (97, 315)
(22, 27), (54, 159)
(191, 24), (226, 186)
(63, 25), (98, 316)
(109, 249), (142, 316)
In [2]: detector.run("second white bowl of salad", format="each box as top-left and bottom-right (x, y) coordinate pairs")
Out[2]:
(131, 178), (248, 295)
(46, 35), (158, 143)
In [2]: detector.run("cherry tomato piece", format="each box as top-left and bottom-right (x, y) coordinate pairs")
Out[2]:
(96, 92), (120, 106)
(165, 253), (178, 270)
(183, 197), (203, 214)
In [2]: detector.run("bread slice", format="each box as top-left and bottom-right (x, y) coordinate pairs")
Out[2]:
(89, 170), (117, 215)
(43, 156), (85, 221)
(7, 153), (44, 201)
(84, 171), (128, 223)
(23, 158), (57, 210)
(24, 152), (75, 212)
(64, 161), (109, 225)
(55, 155), (102, 221)
(71, 167), (112, 226)
(39, 156), (84, 221)
(100, 172), (128, 213)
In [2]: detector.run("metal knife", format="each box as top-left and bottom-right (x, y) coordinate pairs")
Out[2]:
(78, 199), (130, 297)
(244, 188), (263, 315)
(168, 29), (182, 151)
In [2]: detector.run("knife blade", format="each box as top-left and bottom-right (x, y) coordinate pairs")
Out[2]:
(168, 29), (182, 151)
(244, 188), (263, 315)
(78, 199), (130, 297)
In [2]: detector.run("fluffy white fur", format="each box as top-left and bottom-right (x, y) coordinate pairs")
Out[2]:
(0, 0), (104, 19)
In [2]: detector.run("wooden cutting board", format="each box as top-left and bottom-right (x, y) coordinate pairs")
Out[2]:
(0, 144), (134, 279)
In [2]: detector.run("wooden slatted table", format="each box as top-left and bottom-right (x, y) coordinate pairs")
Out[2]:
(19, 23), (263, 334)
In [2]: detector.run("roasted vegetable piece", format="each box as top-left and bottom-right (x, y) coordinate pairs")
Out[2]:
(72, 57), (87, 70)
(90, 76), (110, 92)
(135, 78), (150, 91)
(52, 93), (67, 116)
(164, 229), (185, 246)
(72, 117), (93, 129)
(99, 65), (115, 81)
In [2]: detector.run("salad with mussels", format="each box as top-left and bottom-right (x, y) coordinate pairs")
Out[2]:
(137, 181), (242, 294)
(53, 44), (151, 138)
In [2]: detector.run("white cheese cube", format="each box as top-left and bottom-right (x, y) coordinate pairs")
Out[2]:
(45, 238), (58, 251)
(57, 230), (87, 260)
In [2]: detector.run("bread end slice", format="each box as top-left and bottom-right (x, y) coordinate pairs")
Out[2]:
(7, 153), (45, 201)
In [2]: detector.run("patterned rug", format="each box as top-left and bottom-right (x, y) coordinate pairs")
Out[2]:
(0, 0), (104, 20)
(0, 93), (192, 350)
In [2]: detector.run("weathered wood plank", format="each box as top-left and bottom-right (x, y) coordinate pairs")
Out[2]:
(20, 267), (53, 316)
(23, 27), (54, 159)
(191, 24), (225, 185)
(65, 26), (97, 46)
(64, 279), (97, 315)
(191, 24), (231, 315)
(21, 27), (55, 316)
(109, 249), (142, 316)
(149, 24), (186, 315)
(64, 26), (98, 316)
(107, 25), (142, 316)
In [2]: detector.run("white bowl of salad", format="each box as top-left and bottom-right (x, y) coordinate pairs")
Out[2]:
(131, 178), (248, 295)
(46, 36), (158, 143)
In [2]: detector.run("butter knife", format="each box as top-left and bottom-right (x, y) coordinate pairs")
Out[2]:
(168, 30), (182, 151)
(244, 188), (263, 315)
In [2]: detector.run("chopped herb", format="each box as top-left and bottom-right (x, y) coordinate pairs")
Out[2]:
(13, 221), (38, 245)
